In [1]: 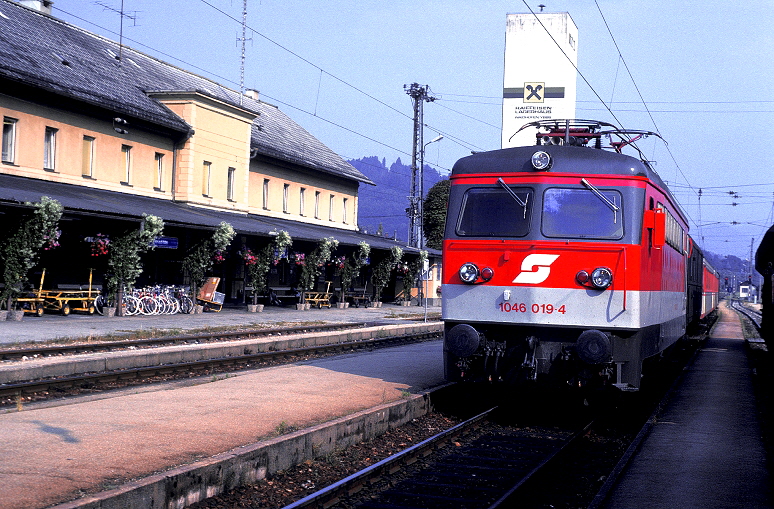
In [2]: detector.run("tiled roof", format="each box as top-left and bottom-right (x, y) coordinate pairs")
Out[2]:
(0, 0), (372, 185)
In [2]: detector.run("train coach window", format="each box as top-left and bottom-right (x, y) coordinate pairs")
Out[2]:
(542, 188), (624, 239)
(456, 187), (532, 236)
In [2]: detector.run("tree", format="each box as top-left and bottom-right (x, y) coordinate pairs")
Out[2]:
(182, 221), (235, 308)
(106, 214), (164, 315)
(423, 178), (450, 250)
(241, 230), (292, 305)
(0, 196), (63, 310)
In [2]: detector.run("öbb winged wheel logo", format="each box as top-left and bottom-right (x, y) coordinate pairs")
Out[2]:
(512, 254), (559, 284)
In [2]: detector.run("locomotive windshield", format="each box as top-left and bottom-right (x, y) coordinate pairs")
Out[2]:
(457, 187), (532, 236)
(542, 188), (624, 239)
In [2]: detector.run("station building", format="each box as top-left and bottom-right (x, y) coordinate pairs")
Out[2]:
(0, 0), (439, 305)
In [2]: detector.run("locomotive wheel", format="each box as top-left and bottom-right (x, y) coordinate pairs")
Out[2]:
(61, 302), (71, 316)
(35, 303), (44, 317)
(87, 304), (96, 315)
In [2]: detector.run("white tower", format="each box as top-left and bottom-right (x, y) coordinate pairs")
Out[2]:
(502, 12), (578, 148)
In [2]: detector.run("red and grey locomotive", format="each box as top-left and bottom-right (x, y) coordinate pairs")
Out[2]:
(442, 120), (718, 391)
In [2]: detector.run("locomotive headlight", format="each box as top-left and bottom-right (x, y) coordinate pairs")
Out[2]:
(480, 267), (494, 282)
(591, 267), (613, 289)
(531, 150), (552, 171)
(459, 263), (480, 284)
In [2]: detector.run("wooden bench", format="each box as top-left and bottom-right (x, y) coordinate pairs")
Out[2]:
(345, 286), (371, 308)
(305, 282), (333, 308)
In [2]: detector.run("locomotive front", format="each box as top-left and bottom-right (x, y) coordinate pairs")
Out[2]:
(442, 121), (683, 391)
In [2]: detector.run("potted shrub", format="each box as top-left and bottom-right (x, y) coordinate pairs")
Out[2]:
(370, 246), (402, 307)
(338, 241), (370, 309)
(240, 230), (292, 312)
(298, 236), (338, 309)
(105, 214), (164, 316)
(0, 196), (63, 320)
(182, 222), (235, 313)
(399, 250), (428, 306)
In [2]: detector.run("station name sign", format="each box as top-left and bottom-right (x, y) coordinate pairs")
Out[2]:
(153, 237), (178, 249)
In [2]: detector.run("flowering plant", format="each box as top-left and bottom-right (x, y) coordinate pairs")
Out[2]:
(240, 247), (257, 266)
(211, 250), (226, 264)
(395, 263), (410, 275)
(291, 252), (306, 266)
(43, 229), (61, 251)
(90, 233), (110, 257)
(330, 255), (347, 270)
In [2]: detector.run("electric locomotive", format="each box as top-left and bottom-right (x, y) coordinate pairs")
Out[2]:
(442, 119), (712, 391)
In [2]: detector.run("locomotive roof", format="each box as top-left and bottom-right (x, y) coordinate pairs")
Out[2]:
(451, 144), (687, 224)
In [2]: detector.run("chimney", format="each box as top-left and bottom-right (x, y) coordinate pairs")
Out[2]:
(18, 0), (54, 15)
(244, 89), (260, 101)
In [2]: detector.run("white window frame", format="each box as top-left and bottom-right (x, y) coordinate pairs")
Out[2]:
(343, 197), (348, 223)
(121, 145), (132, 185)
(155, 153), (164, 190)
(283, 183), (290, 213)
(82, 136), (95, 177)
(227, 167), (236, 201)
(202, 161), (212, 196)
(299, 187), (306, 216)
(314, 191), (320, 219)
(44, 126), (57, 171)
(263, 178), (270, 209)
(2, 117), (17, 164)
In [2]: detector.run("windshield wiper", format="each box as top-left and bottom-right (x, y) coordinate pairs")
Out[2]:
(581, 178), (619, 223)
(497, 178), (529, 218)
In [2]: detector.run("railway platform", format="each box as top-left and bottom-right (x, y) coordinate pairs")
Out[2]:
(0, 301), (441, 345)
(0, 304), (445, 509)
(600, 301), (772, 508)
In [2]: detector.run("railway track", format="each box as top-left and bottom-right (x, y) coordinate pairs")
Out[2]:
(0, 329), (441, 403)
(0, 321), (387, 361)
(282, 407), (594, 509)
(730, 299), (762, 333)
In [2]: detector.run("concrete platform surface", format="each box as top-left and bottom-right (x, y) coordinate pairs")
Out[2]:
(602, 301), (772, 508)
(0, 302), (440, 345)
(0, 339), (445, 509)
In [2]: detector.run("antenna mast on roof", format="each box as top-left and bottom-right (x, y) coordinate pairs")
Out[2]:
(96, 0), (138, 65)
(237, 0), (251, 105)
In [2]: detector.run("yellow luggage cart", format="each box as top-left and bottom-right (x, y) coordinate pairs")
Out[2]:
(16, 270), (46, 316)
(18, 269), (100, 316)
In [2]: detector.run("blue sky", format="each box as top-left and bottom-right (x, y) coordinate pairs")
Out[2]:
(52, 0), (774, 263)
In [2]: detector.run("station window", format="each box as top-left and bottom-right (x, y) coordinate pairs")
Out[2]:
(343, 197), (348, 223)
(299, 187), (306, 216)
(329, 194), (334, 221)
(44, 127), (57, 171)
(202, 161), (212, 196)
(155, 153), (164, 191)
(283, 183), (290, 213)
(314, 191), (320, 219)
(263, 179), (270, 210)
(121, 145), (132, 185)
(2, 117), (17, 164)
(82, 136), (95, 177)
(227, 167), (236, 201)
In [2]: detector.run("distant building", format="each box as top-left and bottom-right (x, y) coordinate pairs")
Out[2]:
(501, 12), (578, 148)
(0, 0), (438, 304)
(739, 282), (757, 302)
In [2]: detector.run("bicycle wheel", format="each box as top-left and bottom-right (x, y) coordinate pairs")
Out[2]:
(179, 295), (194, 314)
(94, 294), (106, 315)
(123, 295), (140, 315)
(139, 295), (158, 315)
